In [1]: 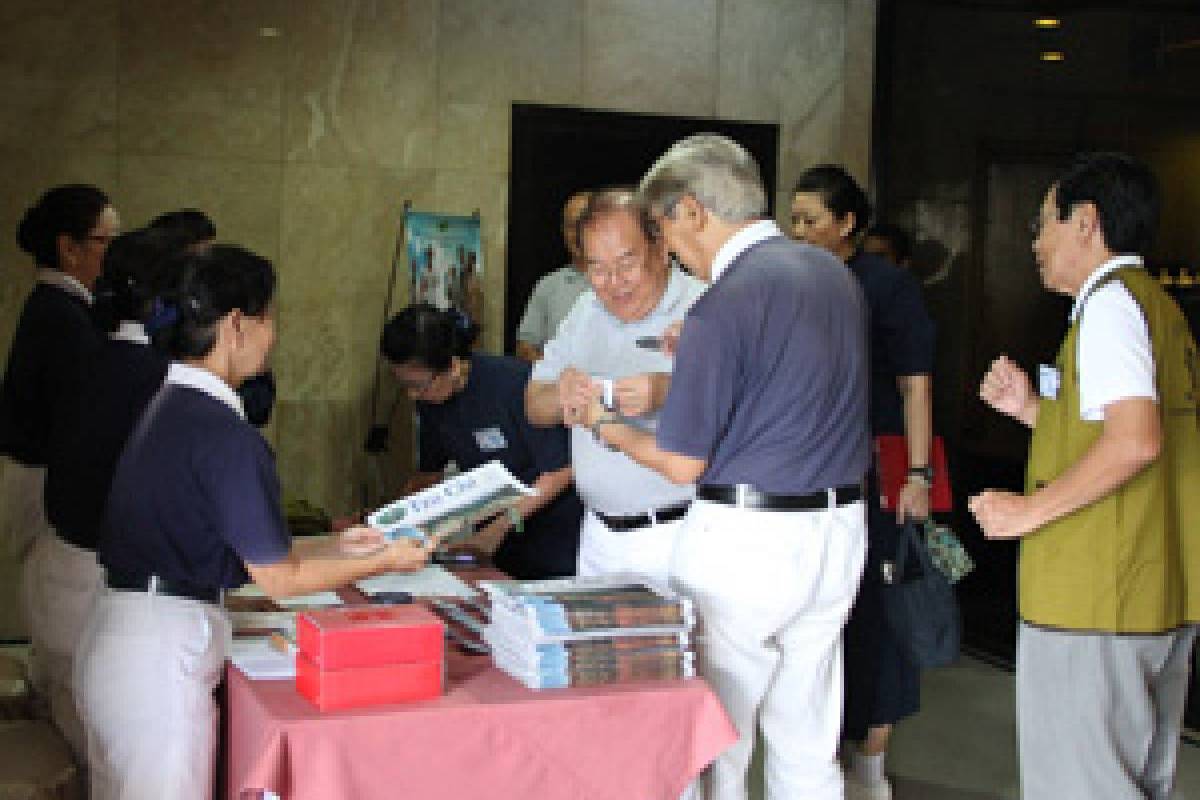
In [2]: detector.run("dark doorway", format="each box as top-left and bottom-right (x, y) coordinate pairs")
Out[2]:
(505, 103), (780, 354)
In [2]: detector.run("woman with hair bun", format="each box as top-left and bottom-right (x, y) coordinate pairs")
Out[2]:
(381, 303), (582, 578)
(0, 184), (117, 714)
(74, 245), (430, 800)
(792, 165), (937, 800)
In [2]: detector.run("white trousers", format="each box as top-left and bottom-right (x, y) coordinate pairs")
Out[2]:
(75, 589), (231, 800)
(671, 499), (867, 800)
(578, 508), (700, 800)
(0, 459), (48, 563)
(576, 509), (685, 584)
(21, 531), (102, 759)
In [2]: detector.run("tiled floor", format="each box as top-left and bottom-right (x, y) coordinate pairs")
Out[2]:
(749, 654), (1200, 799)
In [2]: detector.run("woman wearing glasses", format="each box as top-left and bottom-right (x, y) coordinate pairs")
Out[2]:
(0, 184), (118, 751)
(382, 304), (582, 578)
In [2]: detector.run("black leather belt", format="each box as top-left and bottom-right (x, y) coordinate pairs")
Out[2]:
(593, 502), (691, 532)
(697, 483), (863, 511)
(106, 570), (224, 605)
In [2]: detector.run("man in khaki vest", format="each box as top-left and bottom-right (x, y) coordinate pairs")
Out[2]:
(972, 152), (1200, 800)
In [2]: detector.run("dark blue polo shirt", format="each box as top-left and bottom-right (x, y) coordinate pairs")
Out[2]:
(657, 236), (870, 493)
(417, 354), (581, 579)
(99, 382), (291, 589)
(847, 251), (936, 435)
(44, 340), (168, 550)
(0, 283), (101, 465)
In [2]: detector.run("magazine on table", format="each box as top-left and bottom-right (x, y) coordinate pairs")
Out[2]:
(367, 460), (536, 545)
(480, 574), (696, 639)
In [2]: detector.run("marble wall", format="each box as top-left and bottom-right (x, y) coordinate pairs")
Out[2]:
(0, 0), (875, 607)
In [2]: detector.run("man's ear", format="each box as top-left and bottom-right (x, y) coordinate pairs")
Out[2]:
(675, 194), (706, 231)
(1075, 202), (1100, 240)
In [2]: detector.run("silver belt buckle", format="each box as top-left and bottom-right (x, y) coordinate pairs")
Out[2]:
(735, 484), (749, 507)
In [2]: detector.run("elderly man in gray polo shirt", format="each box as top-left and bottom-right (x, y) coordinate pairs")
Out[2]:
(525, 188), (705, 583)
(586, 136), (870, 800)
(515, 190), (592, 363)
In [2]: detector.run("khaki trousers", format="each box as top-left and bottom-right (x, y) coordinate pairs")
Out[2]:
(75, 588), (230, 800)
(21, 531), (102, 759)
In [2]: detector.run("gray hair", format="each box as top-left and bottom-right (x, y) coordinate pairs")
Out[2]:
(638, 134), (767, 223)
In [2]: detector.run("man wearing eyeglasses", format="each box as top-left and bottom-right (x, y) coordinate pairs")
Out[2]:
(525, 188), (705, 584)
(972, 152), (1200, 800)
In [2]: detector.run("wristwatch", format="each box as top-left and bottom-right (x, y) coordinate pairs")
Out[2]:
(907, 465), (934, 486)
(590, 414), (619, 441)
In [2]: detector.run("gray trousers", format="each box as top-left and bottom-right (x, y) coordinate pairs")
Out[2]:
(1017, 621), (1198, 800)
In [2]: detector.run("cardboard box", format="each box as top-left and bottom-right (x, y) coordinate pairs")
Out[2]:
(297, 605), (444, 670)
(295, 653), (443, 711)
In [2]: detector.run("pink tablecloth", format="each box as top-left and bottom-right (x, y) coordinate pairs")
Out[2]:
(226, 648), (736, 800)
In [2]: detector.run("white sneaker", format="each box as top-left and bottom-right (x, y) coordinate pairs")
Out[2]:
(844, 774), (893, 800)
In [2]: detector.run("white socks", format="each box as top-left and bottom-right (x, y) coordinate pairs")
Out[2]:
(852, 751), (887, 786)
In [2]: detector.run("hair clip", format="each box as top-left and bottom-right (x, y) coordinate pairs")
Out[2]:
(144, 297), (179, 334)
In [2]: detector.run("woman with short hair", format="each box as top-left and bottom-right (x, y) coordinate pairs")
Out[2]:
(382, 303), (582, 578)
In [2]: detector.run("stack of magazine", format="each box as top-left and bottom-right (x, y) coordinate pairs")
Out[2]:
(480, 575), (696, 690)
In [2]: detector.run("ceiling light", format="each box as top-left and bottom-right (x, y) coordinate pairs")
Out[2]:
(1040, 50), (1065, 62)
(258, 26), (281, 38)
(1033, 18), (1062, 29)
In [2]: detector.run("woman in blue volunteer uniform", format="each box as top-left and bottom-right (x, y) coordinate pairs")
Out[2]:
(382, 304), (582, 579)
(792, 165), (937, 800)
(75, 245), (430, 800)
(33, 228), (180, 758)
(0, 185), (117, 750)
(2, 186), (117, 552)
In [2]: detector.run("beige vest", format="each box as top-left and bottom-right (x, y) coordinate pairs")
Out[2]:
(1022, 267), (1200, 632)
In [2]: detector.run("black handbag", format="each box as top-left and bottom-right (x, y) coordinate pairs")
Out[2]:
(881, 520), (961, 668)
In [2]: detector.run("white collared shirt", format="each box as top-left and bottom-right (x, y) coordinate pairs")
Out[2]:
(165, 362), (246, 420)
(110, 321), (150, 345)
(35, 268), (92, 305)
(1072, 255), (1156, 420)
(709, 219), (783, 284)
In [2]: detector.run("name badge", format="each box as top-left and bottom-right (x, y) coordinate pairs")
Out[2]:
(473, 427), (508, 451)
(1038, 364), (1060, 400)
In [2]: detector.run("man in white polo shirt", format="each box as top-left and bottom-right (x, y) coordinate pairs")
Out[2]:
(525, 188), (705, 582)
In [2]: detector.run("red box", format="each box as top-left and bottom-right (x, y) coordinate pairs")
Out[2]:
(295, 652), (443, 711)
(297, 605), (444, 670)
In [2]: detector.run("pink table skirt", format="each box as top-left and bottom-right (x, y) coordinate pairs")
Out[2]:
(226, 648), (736, 800)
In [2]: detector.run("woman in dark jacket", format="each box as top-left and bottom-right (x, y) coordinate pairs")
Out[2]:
(792, 165), (938, 800)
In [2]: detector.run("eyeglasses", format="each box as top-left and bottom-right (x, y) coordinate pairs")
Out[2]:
(587, 255), (643, 284)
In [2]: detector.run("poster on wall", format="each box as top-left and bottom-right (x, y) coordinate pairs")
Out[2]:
(406, 211), (484, 325)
